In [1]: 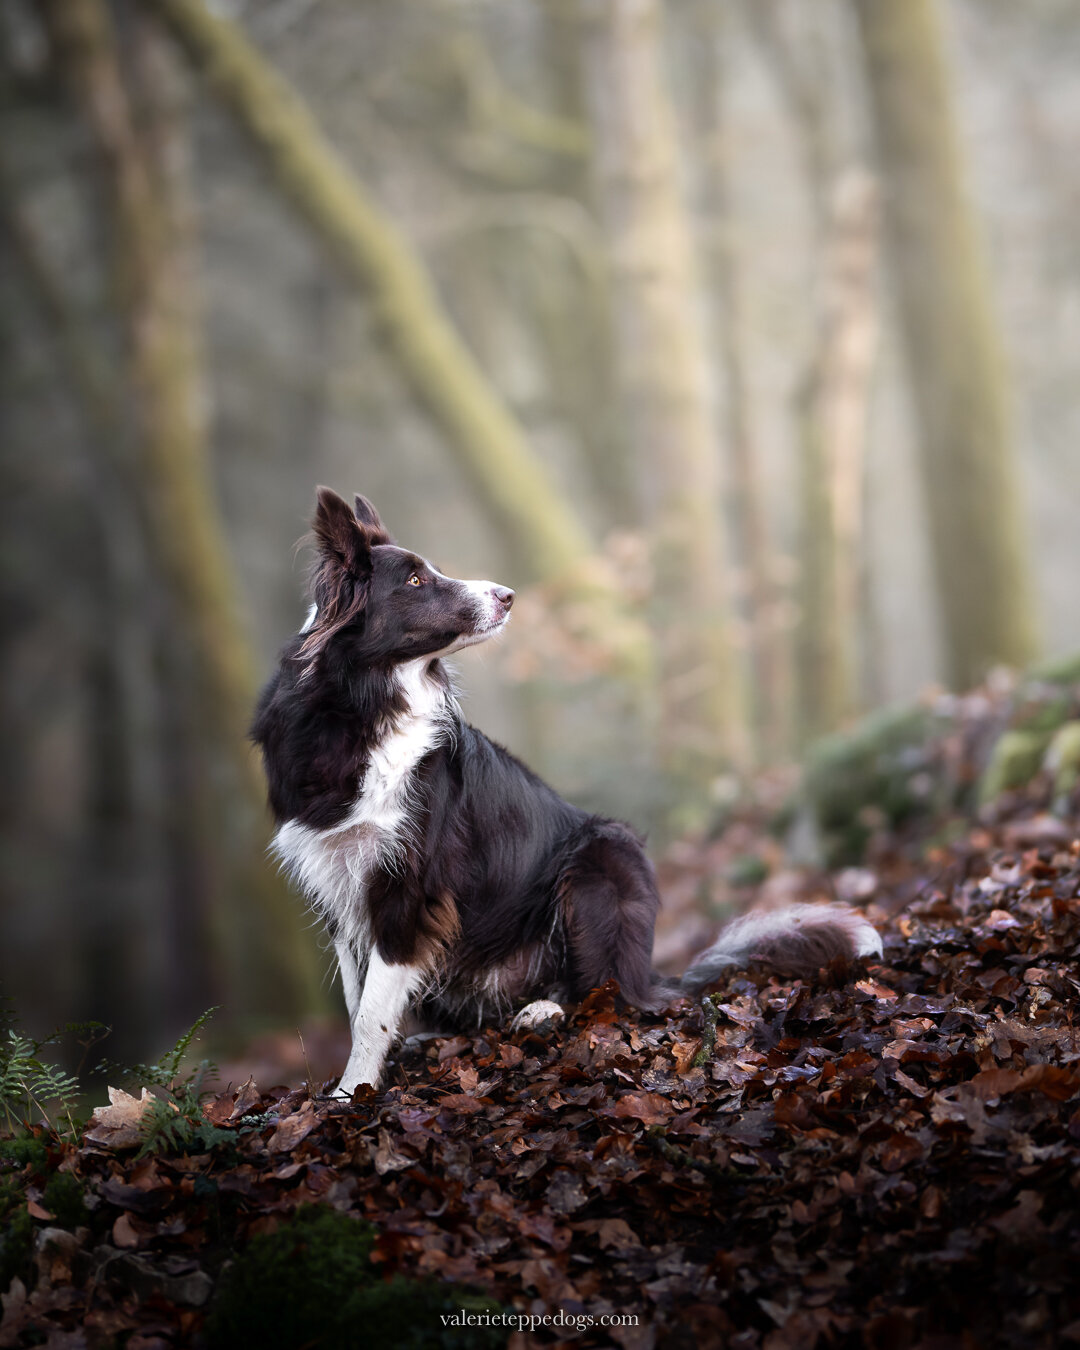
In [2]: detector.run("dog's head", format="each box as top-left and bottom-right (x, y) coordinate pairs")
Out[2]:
(299, 487), (514, 667)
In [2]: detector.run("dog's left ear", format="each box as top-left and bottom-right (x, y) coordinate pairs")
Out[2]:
(354, 494), (394, 546)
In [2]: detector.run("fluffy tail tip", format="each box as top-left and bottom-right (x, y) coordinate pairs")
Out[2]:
(682, 902), (882, 991)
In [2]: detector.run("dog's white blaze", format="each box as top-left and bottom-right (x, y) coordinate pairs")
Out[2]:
(336, 949), (427, 1094)
(427, 575), (509, 653)
(299, 603), (318, 634)
(271, 658), (453, 958)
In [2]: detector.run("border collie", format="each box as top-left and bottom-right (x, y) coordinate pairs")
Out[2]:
(253, 489), (881, 1095)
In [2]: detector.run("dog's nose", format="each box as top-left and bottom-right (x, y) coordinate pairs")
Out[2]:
(494, 587), (515, 610)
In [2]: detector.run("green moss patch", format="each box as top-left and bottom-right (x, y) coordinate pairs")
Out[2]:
(205, 1205), (505, 1350)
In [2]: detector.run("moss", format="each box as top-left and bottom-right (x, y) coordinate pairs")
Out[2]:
(0, 1138), (48, 1171)
(978, 730), (1049, 805)
(41, 1173), (87, 1229)
(1045, 721), (1080, 805)
(0, 1204), (32, 1294)
(1011, 691), (1071, 735)
(1026, 650), (1080, 687)
(798, 703), (949, 864)
(0, 1166), (34, 1294)
(804, 705), (935, 829)
(724, 854), (770, 887)
(205, 1206), (505, 1350)
(337, 1277), (506, 1350)
(0, 1137), (48, 1294)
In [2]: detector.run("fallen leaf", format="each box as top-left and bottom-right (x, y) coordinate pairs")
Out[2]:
(84, 1087), (156, 1149)
(611, 1091), (672, 1125)
(267, 1100), (317, 1154)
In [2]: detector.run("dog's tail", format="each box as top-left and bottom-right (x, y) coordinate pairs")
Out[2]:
(679, 903), (882, 994)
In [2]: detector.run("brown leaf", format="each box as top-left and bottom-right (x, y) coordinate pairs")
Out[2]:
(84, 1087), (156, 1149)
(202, 1092), (237, 1127)
(774, 1093), (815, 1129)
(0, 1278), (29, 1346)
(111, 1212), (143, 1250)
(373, 1129), (414, 1175)
(455, 1066), (480, 1095)
(971, 1064), (1080, 1102)
(267, 1100), (317, 1154)
(879, 1132), (923, 1172)
(920, 1185), (943, 1219)
(981, 909), (1021, 930)
(577, 1217), (641, 1249)
(929, 1088), (989, 1143)
(228, 1075), (262, 1122)
(546, 1170), (588, 1214)
(969, 1067), (1024, 1101)
(438, 1094), (486, 1115)
(611, 1091), (672, 1125)
(671, 1037), (702, 1075)
(855, 979), (899, 1001)
(1016, 1064), (1080, 1101)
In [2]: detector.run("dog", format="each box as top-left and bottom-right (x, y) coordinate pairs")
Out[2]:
(252, 489), (881, 1095)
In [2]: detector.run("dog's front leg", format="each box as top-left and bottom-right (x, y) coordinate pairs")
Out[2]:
(335, 944), (426, 1096)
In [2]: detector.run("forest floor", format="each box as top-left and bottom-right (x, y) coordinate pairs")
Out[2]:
(3, 777), (1080, 1349)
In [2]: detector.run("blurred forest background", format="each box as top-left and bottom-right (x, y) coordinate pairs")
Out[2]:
(2, 0), (1079, 1062)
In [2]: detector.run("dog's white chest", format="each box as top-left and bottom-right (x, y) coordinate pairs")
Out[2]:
(272, 663), (450, 944)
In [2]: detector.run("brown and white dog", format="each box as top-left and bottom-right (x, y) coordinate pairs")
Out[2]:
(252, 489), (881, 1095)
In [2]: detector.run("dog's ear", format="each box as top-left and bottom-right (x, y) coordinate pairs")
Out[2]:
(353, 494), (394, 545)
(303, 488), (377, 657)
(313, 486), (375, 576)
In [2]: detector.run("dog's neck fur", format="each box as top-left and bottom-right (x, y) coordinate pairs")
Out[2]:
(270, 656), (456, 956)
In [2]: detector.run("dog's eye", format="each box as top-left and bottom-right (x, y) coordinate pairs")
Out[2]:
(407, 574), (421, 587)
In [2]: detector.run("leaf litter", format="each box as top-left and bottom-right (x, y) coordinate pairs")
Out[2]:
(3, 812), (1080, 1348)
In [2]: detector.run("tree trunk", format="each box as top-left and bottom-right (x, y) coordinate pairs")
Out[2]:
(42, 0), (323, 1020)
(578, 0), (741, 799)
(150, 0), (652, 692)
(795, 171), (880, 745)
(150, 3), (574, 574)
(851, 0), (1038, 690)
(685, 4), (787, 764)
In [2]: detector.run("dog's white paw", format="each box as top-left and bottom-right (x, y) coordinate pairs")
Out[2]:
(510, 999), (565, 1032)
(334, 1057), (382, 1098)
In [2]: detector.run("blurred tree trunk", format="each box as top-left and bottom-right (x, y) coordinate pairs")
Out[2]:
(747, 1), (835, 238)
(686, 4), (787, 765)
(151, 5), (588, 573)
(752, 3), (883, 738)
(795, 172), (879, 745)
(530, 0), (634, 531)
(851, 0), (1039, 690)
(0, 167), (142, 1049)
(578, 0), (742, 801)
(41, 0), (322, 1021)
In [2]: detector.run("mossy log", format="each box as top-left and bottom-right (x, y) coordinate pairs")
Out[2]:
(796, 652), (1080, 860)
(977, 730), (1050, 806)
(1046, 721), (1080, 806)
(154, 2), (586, 582)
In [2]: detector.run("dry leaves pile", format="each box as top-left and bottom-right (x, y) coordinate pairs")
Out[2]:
(3, 816), (1080, 1349)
